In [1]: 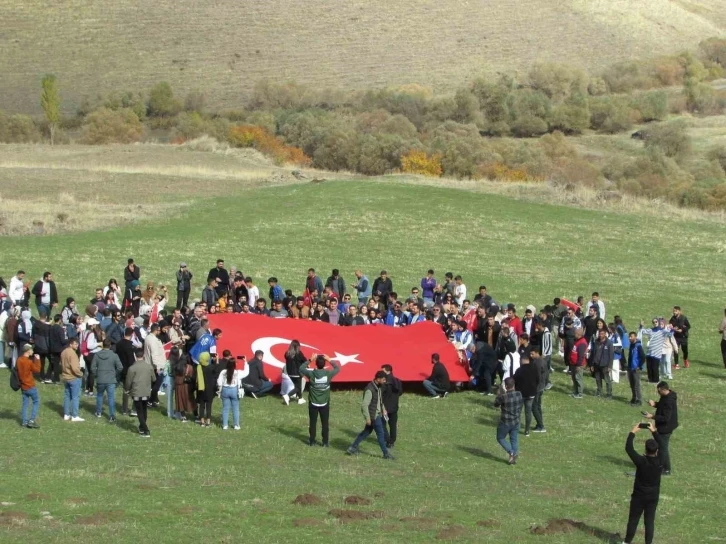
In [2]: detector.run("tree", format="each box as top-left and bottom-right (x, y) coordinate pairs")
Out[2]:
(40, 74), (61, 145)
(147, 82), (182, 117)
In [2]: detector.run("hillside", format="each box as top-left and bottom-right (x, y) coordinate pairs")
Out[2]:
(3, 0), (726, 115)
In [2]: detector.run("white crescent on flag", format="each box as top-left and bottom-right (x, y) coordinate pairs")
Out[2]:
(249, 337), (365, 368)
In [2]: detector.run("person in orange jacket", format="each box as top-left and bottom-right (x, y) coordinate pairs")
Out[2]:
(17, 344), (41, 428)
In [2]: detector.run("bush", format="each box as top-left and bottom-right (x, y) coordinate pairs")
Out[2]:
(602, 61), (655, 93)
(451, 89), (483, 126)
(684, 78), (720, 114)
(700, 38), (726, 68)
(80, 108), (144, 144)
(228, 124), (311, 166)
(587, 77), (608, 96)
(184, 90), (206, 113)
(653, 56), (686, 86)
(589, 96), (633, 133)
(511, 115), (549, 137)
(358, 86), (430, 129)
(400, 150), (442, 176)
(630, 90), (668, 122)
(171, 112), (230, 143)
(427, 121), (500, 178)
(643, 120), (691, 161)
(147, 82), (182, 117)
(550, 157), (603, 188)
(350, 133), (413, 175)
(104, 91), (147, 121)
(470, 76), (512, 136)
(312, 129), (358, 171)
(477, 162), (533, 182)
(549, 91), (590, 134)
(528, 63), (587, 102)
(279, 110), (345, 158)
(706, 146), (726, 173)
(539, 131), (576, 159)
(0, 112), (42, 143)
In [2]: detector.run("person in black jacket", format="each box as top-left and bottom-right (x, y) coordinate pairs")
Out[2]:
(116, 328), (137, 416)
(472, 341), (497, 395)
(175, 263), (193, 310)
(644, 382), (678, 475)
(207, 259), (229, 298)
(242, 350), (273, 398)
(48, 314), (68, 384)
(123, 259), (140, 290)
(381, 364), (402, 448)
(623, 421), (663, 544)
(372, 271), (393, 306)
(32, 312), (52, 383)
(282, 340), (307, 405)
(513, 356), (540, 436)
(31, 272), (58, 316)
(423, 353), (450, 398)
(668, 306), (691, 368)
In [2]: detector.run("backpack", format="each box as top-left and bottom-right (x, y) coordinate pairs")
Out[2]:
(80, 330), (91, 357)
(9, 366), (21, 391)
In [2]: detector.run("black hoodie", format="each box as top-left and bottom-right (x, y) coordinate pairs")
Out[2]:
(654, 391), (678, 434)
(381, 373), (403, 413)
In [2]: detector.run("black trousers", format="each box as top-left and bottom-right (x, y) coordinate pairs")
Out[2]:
(85, 353), (95, 392)
(176, 290), (190, 310)
(134, 399), (149, 433)
(658, 432), (672, 472)
(645, 356), (660, 383)
(382, 410), (398, 445)
(478, 364), (494, 394)
(308, 403), (330, 444)
(624, 494), (658, 544)
(36, 353), (50, 379)
(198, 398), (213, 419)
(673, 339), (688, 365)
(150, 371), (163, 403)
(46, 353), (61, 383)
(721, 339), (726, 368)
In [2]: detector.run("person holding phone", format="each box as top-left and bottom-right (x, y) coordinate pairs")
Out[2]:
(643, 381), (678, 476)
(623, 421), (663, 544)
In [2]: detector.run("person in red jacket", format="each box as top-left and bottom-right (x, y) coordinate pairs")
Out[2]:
(569, 328), (588, 399)
(506, 304), (523, 339)
(17, 344), (41, 428)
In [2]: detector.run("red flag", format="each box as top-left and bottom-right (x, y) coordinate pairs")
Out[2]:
(163, 341), (173, 360)
(463, 308), (478, 332)
(207, 314), (467, 383)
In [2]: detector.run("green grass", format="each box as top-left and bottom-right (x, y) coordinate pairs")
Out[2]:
(1, 180), (725, 543)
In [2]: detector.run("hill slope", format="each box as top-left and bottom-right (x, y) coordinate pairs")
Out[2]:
(3, 0), (726, 114)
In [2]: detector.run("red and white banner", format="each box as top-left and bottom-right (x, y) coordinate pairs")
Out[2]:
(207, 314), (468, 383)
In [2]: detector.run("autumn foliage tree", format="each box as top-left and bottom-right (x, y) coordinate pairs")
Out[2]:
(400, 150), (443, 176)
(228, 125), (311, 166)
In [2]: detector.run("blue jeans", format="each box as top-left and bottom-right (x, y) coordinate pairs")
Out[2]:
(246, 380), (273, 397)
(95, 383), (116, 418)
(351, 415), (389, 456)
(423, 297), (434, 308)
(64, 378), (81, 417)
(497, 422), (519, 456)
(21, 387), (40, 424)
(166, 378), (176, 418)
(221, 386), (239, 427)
(423, 379), (447, 397)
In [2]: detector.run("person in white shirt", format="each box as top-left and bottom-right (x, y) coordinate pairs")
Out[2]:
(454, 275), (467, 307)
(9, 271), (26, 305)
(245, 277), (259, 308)
(217, 357), (250, 430)
(590, 292), (606, 320)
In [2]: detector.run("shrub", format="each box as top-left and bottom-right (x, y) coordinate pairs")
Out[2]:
(539, 131), (576, 159)
(602, 61), (655, 93)
(312, 129), (358, 171)
(511, 115), (549, 137)
(358, 86), (430, 129)
(707, 146), (726, 173)
(477, 162), (533, 182)
(684, 78), (720, 114)
(589, 96), (633, 133)
(400, 150), (442, 176)
(452, 89), (483, 126)
(171, 112), (230, 143)
(550, 157), (603, 188)
(184, 90), (206, 113)
(643, 120), (691, 161)
(528, 63), (587, 102)
(427, 121), (500, 177)
(587, 77), (608, 96)
(700, 38), (726, 68)
(228, 124), (311, 166)
(653, 56), (686, 86)
(350, 133), (413, 175)
(356, 111), (419, 139)
(147, 82), (182, 117)
(104, 91), (147, 121)
(470, 76), (512, 136)
(80, 108), (144, 144)
(549, 91), (590, 134)
(630, 90), (668, 122)
(0, 112), (42, 143)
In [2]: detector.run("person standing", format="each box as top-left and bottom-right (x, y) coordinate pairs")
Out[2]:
(32, 312), (52, 383)
(143, 323), (167, 406)
(513, 356), (539, 436)
(668, 306), (690, 369)
(423, 353), (450, 398)
(719, 308), (726, 369)
(644, 382), (678, 476)
(208, 259), (230, 298)
(216, 356), (249, 430)
(381, 364), (402, 449)
(325, 269), (347, 299)
(299, 354), (341, 447)
(622, 421), (663, 544)
(176, 263), (193, 310)
(47, 314), (67, 384)
(125, 348), (155, 437)
(420, 270), (437, 307)
(353, 270), (372, 305)
(589, 328), (614, 399)
(92, 338), (123, 422)
(195, 352), (220, 427)
(31, 271), (58, 316)
(535, 320), (553, 390)
(372, 271), (393, 306)
(116, 327), (136, 416)
(494, 377), (523, 465)
(530, 350), (547, 433)
(17, 345), (41, 429)
(569, 328), (588, 399)
(627, 332), (646, 406)
(282, 340), (307, 406)
(347, 371), (394, 459)
(61, 338), (84, 422)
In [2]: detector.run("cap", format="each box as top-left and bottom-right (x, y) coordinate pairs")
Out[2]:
(180, 262), (187, 268)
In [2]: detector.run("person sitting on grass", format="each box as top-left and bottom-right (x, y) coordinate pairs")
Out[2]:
(494, 377), (523, 465)
(241, 350), (273, 398)
(423, 353), (450, 399)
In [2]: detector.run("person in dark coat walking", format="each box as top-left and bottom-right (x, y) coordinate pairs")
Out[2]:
(380, 364), (402, 448)
(622, 421), (663, 544)
(644, 381), (678, 475)
(48, 314), (68, 384)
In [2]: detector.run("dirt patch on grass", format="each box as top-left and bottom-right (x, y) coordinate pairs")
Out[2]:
(293, 494), (322, 506)
(0, 511), (28, 526)
(75, 510), (125, 526)
(373, 491), (385, 498)
(477, 519), (500, 528)
(328, 509), (384, 522)
(292, 518), (321, 527)
(531, 518), (578, 535)
(436, 524), (466, 540)
(344, 495), (371, 506)
(26, 493), (50, 500)
(177, 506), (194, 515)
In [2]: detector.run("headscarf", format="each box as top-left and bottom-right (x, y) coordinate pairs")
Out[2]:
(197, 352), (210, 391)
(21, 310), (32, 334)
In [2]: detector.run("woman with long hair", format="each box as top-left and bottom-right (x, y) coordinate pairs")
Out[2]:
(170, 347), (192, 422)
(104, 279), (122, 308)
(83, 322), (104, 396)
(216, 356), (249, 430)
(281, 340), (307, 406)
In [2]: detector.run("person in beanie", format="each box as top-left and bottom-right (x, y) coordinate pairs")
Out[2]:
(347, 371), (394, 459)
(381, 364), (403, 448)
(17, 344), (41, 429)
(299, 354), (341, 447)
(125, 348), (155, 437)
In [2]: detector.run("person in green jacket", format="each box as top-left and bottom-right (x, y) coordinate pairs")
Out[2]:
(299, 354), (341, 447)
(92, 338), (123, 422)
(346, 371), (393, 459)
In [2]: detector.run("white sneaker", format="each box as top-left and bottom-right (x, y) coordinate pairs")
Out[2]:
(233, 425), (241, 430)
(71, 417), (85, 422)
(63, 415), (71, 421)
(0, 363), (7, 369)
(283, 394), (290, 406)
(297, 398), (306, 405)
(158, 391), (166, 396)
(222, 426), (229, 430)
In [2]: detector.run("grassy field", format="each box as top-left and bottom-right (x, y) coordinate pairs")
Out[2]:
(0, 174), (725, 543)
(4, 0), (726, 114)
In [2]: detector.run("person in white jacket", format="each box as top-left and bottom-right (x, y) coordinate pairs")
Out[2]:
(217, 358), (250, 430)
(660, 324), (678, 380)
(143, 323), (167, 405)
(9, 271), (26, 305)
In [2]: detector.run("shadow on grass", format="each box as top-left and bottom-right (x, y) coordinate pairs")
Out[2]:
(456, 445), (509, 465)
(272, 425), (312, 445)
(45, 400), (65, 417)
(689, 359), (722, 369)
(595, 454), (631, 468)
(565, 520), (622, 543)
(699, 371), (725, 381)
(0, 409), (20, 424)
(475, 416), (498, 427)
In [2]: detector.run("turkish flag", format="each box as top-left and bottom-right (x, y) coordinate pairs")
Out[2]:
(207, 313), (468, 383)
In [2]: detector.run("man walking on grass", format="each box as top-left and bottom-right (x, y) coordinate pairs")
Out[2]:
(589, 328), (614, 399)
(17, 344), (41, 429)
(494, 377), (522, 465)
(644, 381), (678, 476)
(61, 338), (84, 422)
(381, 364), (402, 449)
(627, 332), (645, 406)
(669, 306), (690, 369)
(347, 371), (394, 460)
(569, 327), (588, 398)
(125, 348), (155, 438)
(92, 338), (123, 422)
(299, 354), (341, 447)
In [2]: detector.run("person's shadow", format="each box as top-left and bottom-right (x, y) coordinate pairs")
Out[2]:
(44, 400), (65, 417)
(595, 454), (631, 468)
(271, 425), (313, 445)
(456, 445), (509, 465)
(0, 409), (20, 424)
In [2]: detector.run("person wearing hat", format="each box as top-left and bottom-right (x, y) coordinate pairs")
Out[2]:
(347, 370), (394, 459)
(17, 344), (41, 429)
(176, 262), (193, 310)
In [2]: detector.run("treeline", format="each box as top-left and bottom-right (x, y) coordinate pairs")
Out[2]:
(3, 39), (726, 209)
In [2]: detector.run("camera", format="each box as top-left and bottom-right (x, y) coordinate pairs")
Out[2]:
(236, 355), (246, 360)
(638, 422), (650, 429)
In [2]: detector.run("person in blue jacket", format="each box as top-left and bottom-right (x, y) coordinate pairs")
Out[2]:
(189, 328), (222, 364)
(627, 331), (646, 406)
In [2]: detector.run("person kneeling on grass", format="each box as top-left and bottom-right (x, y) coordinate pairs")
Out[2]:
(125, 348), (155, 438)
(423, 353), (450, 398)
(347, 371), (394, 460)
(17, 344), (41, 429)
(494, 377), (523, 465)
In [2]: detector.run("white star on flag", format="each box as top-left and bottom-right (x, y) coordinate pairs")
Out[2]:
(331, 352), (364, 366)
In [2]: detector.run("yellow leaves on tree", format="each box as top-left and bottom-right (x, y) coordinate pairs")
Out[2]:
(400, 150), (443, 177)
(228, 124), (311, 166)
(476, 162), (541, 182)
